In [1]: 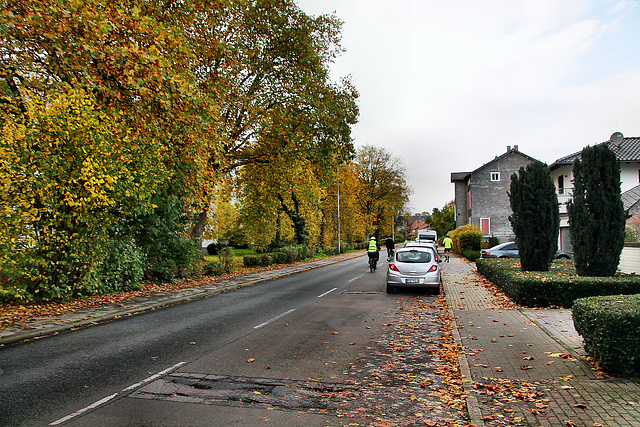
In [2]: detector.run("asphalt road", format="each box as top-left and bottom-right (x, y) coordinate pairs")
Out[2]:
(0, 255), (405, 426)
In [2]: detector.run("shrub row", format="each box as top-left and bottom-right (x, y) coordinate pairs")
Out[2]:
(573, 294), (640, 375)
(475, 258), (640, 308)
(243, 245), (318, 268)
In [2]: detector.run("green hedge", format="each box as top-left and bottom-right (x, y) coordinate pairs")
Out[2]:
(573, 295), (640, 375)
(476, 258), (640, 307)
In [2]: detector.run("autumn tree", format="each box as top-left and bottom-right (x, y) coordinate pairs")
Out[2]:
(508, 161), (559, 271)
(0, 0), (358, 291)
(0, 0), (228, 286)
(321, 165), (367, 248)
(0, 88), (167, 300)
(423, 201), (456, 242)
(353, 145), (411, 240)
(193, 0), (358, 244)
(567, 144), (626, 276)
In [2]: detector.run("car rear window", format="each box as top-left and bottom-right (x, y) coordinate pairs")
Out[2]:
(397, 251), (431, 263)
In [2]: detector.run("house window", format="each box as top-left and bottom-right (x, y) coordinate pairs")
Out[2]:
(490, 172), (500, 182)
(481, 218), (490, 235)
(558, 175), (564, 195)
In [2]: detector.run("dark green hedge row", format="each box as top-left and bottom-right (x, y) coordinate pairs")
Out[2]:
(573, 295), (640, 375)
(475, 258), (640, 308)
(243, 245), (318, 268)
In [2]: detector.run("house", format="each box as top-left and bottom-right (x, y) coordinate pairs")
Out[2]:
(622, 184), (640, 217)
(451, 146), (540, 241)
(406, 219), (429, 239)
(549, 133), (640, 252)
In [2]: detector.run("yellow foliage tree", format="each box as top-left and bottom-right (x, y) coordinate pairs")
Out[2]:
(0, 88), (167, 300)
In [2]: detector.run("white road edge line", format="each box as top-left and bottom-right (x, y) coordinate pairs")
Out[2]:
(317, 287), (338, 298)
(254, 309), (296, 329)
(49, 361), (187, 426)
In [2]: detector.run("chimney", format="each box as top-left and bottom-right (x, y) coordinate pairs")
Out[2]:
(507, 146), (511, 151)
(514, 145), (519, 151)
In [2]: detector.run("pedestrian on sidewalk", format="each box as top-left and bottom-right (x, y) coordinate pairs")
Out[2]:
(442, 234), (453, 262)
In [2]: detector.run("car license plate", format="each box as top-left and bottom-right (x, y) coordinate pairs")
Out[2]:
(405, 278), (420, 284)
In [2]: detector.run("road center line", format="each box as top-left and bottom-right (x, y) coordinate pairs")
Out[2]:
(254, 309), (296, 329)
(49, 361), (187, 426)
(317, 287), (338, 298)
(348, 275), (361, 282)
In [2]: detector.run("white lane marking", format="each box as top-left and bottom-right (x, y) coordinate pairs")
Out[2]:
(317, 288), (338, 298)
(122, 362), (187, 392)
(49, 361), (187, 426)
(254, 309), (296, 329)
(348, 275), (361, 283)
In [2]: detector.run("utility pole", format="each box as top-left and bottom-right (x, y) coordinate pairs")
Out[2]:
(337, 168), (341, 254)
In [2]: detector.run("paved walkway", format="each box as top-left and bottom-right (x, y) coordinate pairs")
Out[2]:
(443, 254), (640, 427)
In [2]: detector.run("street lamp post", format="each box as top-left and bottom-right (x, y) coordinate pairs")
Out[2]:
(337, 168), (341, 254)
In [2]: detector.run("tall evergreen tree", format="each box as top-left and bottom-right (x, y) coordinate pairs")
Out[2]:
(508, 161), (559, 271)
(567, 144), (626, 276)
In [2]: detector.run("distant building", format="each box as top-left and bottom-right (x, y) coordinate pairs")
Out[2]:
(406, 219), (430, 239)
(451, 146), (540, 241)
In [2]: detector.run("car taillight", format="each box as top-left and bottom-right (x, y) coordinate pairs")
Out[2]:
(483, 252), (490, 256)
(428, 264), (439, 272)
(389, 263), (399, 272)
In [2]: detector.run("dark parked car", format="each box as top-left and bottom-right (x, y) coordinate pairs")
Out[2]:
(480, 242), (573, 259)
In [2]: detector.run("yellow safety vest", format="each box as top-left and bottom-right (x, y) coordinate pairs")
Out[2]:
(368, 240), (378, 252)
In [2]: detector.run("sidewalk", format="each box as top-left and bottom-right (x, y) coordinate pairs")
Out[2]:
(0, 252), (365, 346)
(442, 254), (640, 427)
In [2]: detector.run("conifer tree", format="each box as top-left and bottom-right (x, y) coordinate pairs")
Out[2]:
(508, 161), (559, 271)
(567, 144), (626, 276)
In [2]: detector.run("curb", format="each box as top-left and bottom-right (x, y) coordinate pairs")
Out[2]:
(0, 251), (366, 346)
(444, 279), (484, 427)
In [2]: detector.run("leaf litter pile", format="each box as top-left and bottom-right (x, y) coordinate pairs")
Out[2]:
(325, 291), (475, 427)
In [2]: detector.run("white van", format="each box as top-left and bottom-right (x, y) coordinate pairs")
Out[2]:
(416, 229), (438, 244)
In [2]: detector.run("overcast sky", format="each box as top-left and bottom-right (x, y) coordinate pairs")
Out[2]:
(295, 0), (640, 214)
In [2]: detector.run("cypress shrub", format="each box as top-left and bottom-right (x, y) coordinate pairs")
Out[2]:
(567, 144), (626, 276)
(508, 161), (559, 271)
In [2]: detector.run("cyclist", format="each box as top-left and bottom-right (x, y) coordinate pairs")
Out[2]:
(384, 236), (395, 261)
(367, 237), (380, 272)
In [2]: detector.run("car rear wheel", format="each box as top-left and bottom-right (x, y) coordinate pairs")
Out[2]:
(386, 283), (395, 294)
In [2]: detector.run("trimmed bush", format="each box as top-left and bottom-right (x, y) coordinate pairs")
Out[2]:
(259, 254), (274, 266)
(203, 261), (226, 276)
(282, 246), (299, 263)
(272, 252), (288, 264)
(462, 249), (481, 262)
(449, 224), (483, 254)
(243, 255), (259, 268)
(476, 258), (640, 307)
(324, 246), (339, 256)
(573, 294), (640, 375)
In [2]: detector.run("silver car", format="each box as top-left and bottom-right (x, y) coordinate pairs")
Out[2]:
(480, 242), (574, 259)
(386, 247), (441, 294)
(480, 242), (519, 258)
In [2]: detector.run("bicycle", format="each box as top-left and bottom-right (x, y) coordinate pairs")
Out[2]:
(368, 252), (378, 272)
(386, 247), (395, 262)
